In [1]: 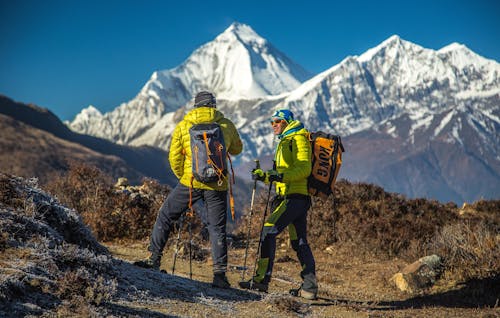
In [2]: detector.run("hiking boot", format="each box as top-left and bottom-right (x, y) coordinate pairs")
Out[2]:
(238, 280), (268, 292)
(212, 273), (230, 289)
(133, 254), (161, 270)
(299, 272), (318, 300)
(289, 287), (317, 300)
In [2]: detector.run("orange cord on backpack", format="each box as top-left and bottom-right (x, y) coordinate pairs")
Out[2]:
(202, 133), (226, 185)
(227, 154), (235, 220)
(188, 176), (194, 215)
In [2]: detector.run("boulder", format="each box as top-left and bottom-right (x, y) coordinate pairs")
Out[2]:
(391, 254), (442, 293)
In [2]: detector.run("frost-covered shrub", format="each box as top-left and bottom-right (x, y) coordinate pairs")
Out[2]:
(0, 173), (116, 317)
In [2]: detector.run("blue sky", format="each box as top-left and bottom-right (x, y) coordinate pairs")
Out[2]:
(1, 0), (499, 121)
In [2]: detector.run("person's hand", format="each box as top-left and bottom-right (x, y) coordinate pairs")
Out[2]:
(251, 168), (265, 182)
(265, 170), (283, 183)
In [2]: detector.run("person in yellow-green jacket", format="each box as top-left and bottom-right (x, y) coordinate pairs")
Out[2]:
(239, 109), (318, 300)
(134, 91), (243, 289)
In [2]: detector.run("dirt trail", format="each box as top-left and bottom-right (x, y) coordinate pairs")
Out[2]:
(104, 241), (498, 318)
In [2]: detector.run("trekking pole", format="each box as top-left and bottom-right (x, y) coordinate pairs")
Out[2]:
(171, 215), (185, 275)
(187, 212), (193, 280)
(250, 160), (275, 289)
(241, 159), (260, 281)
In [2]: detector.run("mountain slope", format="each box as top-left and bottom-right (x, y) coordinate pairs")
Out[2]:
(0, 113), (144, 185)
(0, 95), (175, 186)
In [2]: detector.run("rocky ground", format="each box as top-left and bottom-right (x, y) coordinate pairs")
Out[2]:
(102, 240), (499, 318)
(1, 173), (498, 317)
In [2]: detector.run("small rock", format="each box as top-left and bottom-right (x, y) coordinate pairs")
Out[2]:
(325, 246), (335, 254)
(115, 177), (129, 189)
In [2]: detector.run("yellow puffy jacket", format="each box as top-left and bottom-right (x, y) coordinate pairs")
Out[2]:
(274, 120), (312, 196)
(168, 106), (243, 191)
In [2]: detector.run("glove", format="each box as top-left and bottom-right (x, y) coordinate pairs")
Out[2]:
(251, 168), (265, 182)
(265, 170), (283, 183)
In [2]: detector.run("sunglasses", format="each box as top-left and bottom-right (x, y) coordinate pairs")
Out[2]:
(270, 119), (285, 125)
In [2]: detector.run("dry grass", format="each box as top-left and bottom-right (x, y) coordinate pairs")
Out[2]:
(45, 162), (171, 241)
(56, 268), (116, 305)
(430, 220), (499, 281)
(312, 180), (460, 259)
(265, 295), (310, 315)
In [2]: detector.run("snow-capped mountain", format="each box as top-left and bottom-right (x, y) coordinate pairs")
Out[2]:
(274, 35), (499, 138)
(226, 35), (499, 202)
(228, 35), (499, 158)
(67, 24), (500, 203)
(68, 22), (312, 145)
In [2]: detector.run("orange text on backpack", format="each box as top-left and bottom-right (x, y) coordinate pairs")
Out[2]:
(307, 131), (345, 200)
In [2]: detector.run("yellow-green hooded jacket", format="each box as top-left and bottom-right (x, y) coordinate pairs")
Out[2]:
(274, 120), (311, 196)
(168, 107), (243, 191)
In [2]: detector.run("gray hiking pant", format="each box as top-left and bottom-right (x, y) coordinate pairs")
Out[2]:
(149, 183), (228, 274)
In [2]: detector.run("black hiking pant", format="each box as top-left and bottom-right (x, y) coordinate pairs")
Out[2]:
(149, 183), (228, 274)
(254, 194), (317, 291)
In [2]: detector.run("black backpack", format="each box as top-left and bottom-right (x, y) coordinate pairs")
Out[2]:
(189, 123), (227, 184)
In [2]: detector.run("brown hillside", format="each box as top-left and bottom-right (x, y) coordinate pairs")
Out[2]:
(0, 114), (144, 184)
(0, 95), (176, 186)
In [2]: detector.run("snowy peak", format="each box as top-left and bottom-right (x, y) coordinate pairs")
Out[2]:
(438, 42), (469, 54)
(218, 22), (267, 46)
(137, 21), (312, 107)
(167, 21), (312, 100)
(437, 42), (496, 70)
(357, 35), (498, 73)
(437, 42), (482, 60)
(68, 105), (103, 131)
(79, 105), (102, 118)
(357, 34), (429, 63)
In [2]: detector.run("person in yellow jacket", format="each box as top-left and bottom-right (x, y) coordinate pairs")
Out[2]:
(135, 91), (243, 289)
(239, 109), (318, 300)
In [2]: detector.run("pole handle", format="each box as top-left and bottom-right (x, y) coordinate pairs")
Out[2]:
(254, 159), (260, 170)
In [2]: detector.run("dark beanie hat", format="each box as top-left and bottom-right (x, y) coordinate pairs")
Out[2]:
(194, 91), (216, 108)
